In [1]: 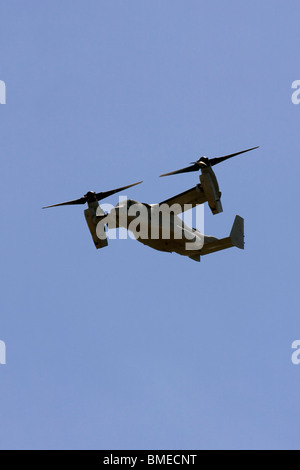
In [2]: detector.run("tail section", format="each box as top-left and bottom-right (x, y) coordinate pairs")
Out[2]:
(199, 215), (244, 256)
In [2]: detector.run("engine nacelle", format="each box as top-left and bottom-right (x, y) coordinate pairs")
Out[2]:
(200, 167), (223, 215)
(84, 202), (108, 249)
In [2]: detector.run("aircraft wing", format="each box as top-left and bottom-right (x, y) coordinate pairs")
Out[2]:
(159, 184), (208, 214)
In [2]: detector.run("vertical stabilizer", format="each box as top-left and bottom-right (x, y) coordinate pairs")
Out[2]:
(230, 215), (244, 249)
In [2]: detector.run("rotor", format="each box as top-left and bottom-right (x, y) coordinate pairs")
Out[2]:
(42, 181), (143, 209)
(160, 146), (259, 177)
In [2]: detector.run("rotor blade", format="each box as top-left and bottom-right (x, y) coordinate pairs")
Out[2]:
(209, 146), (259, 167)
(160, 164), (199, 177)
(42, 197), (87, 209)
(95, 181), (143, 201)
(43, 181), (143, 209)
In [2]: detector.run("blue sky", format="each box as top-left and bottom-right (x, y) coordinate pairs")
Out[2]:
(0, 0), (300, 450)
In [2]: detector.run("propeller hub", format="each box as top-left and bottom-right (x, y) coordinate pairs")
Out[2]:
(198, 157), (210, 167)
(84, 191), (97, 203)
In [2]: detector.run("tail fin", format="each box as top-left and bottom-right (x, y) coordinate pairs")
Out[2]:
(230, 215), (244, 249)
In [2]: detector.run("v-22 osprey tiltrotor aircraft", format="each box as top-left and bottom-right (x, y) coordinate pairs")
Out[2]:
(43, 146), (259, 262)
